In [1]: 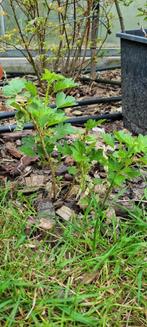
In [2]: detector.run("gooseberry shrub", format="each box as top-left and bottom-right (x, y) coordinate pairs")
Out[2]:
(3, 70), (77, 198)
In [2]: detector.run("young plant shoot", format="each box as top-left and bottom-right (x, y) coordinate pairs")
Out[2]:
(3, 70), (77, 198)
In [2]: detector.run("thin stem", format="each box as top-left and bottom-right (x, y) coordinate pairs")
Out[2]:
(101, 179), (114, 210)
(90, 1), (100, 79)
(30, 114), (57, 199)
(114, 0), (125, 32)
(9, 0), (43, 88)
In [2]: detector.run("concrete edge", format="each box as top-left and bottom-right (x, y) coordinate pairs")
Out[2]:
(0, 56), (121, 74)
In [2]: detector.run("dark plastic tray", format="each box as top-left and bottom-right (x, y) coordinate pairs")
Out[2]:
(117, 29), (147, 44)
(117, 29), (147, 134)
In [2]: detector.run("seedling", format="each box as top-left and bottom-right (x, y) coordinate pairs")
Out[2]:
(58, 119), (106, 194)
(78, 130), (147, 251)
(59, 125), (147, 208)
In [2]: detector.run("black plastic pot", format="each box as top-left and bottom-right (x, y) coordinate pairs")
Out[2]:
(117, 29), (147, 135)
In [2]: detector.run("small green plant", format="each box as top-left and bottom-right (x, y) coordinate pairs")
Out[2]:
(100, 131), (146, 209)
(3, 70), (77, 198)
(102, 131), (147, 206)
(59, 120), (147, 200)
(58, 119), (106, 194)
(71, 129), (147, 250)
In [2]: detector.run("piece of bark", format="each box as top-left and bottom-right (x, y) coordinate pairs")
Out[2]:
(5, 142), (22, 159)
(0, 155), (38, 176)
(1, 130), (34, 141)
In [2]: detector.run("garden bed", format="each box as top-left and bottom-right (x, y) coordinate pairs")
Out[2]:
(0, 69), (147, 326)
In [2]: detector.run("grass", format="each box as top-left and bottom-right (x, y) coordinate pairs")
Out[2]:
(0, 185), (147, 326)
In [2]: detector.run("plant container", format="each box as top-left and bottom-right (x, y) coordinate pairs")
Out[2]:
(0, 64), (3, 79)
(117, 29), (147, 134)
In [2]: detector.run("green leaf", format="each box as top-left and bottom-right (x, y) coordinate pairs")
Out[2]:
(58, 305), (97, 325)
(91, 149), (107, 165)
(15, 118), (26, 131)
(34, 109), (66, 128)
(47, 111), (66, 126)
(112, 149), (127, 160)
(68, 166), (78, 175)
(85, 134), (96, 144)
(27, 97), (45, 113)
(137, 270), (143, 304)
(20, 145), (36, 157)
(25, 81), (37, 96)
(6, 99), (21, 110)
(56, 92), (76, 108)
(26, 98), (66, 127)
(108, 172), (125, 186)
(114, 174), (126, 186)
(71, 140), (86, 162)
(84, 119), (105, 131)
(102, 133), (115, 148)
(93, 177), (103, 185)
(58, 142), (72, 156)
(144, 188), (147, 200)
(42, 69), (64, 83)
(3, 78), (26, 97)
(45, 143), (54, 155)
(114, 130), (134, 147)
(136, 135), (147, 153)
(54, 78), (78, 92)
(15, 109), (29, 123)
(123, 167), (140, 179)
(53, 123), (75, 139)
(20, 136), (37, 157)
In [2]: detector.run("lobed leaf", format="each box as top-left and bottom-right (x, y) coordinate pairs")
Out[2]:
(42, 69), (64, 83)
(3, 78), (26, 97)
(56, 92), (77, 108)
(54, 78), (78, 93)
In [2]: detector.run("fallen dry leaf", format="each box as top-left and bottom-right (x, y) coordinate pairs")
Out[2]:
(92, 127), (105, 133)
(39, 218), (55, 230)
(94, 183), (107, 195)
(64, 156), (74, 166)
(72, 110), (82, 116)
(80, 271), (99, 285)
(67, 185), (79, 199)
(37, 199), (54, 212)
(105, 207), (116, 225)
(56, 205), (75, 221)
(25, 174), (47, 187)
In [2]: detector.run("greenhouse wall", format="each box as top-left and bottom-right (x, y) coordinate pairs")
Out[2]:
(0, 0), (146, 48)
